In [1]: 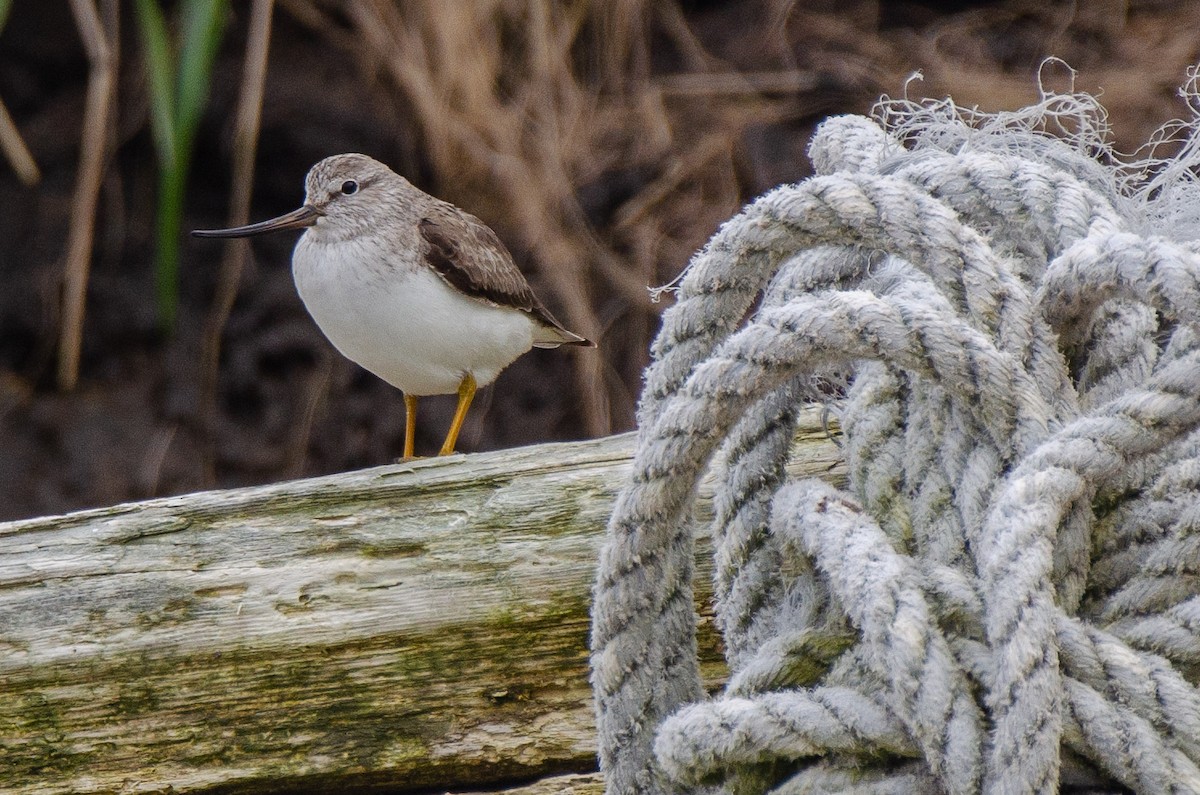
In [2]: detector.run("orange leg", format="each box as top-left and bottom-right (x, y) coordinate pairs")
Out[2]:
(438, 373), (476, 456)
(402, 393), (418, 460)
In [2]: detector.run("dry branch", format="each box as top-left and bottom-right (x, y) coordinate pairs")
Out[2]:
(201, 0), (276, 483)
(0, 407), (843, 794)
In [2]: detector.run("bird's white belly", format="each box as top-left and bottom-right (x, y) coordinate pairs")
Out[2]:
(292, 238), (535, 396)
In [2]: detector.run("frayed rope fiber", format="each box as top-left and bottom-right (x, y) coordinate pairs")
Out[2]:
(591, 71), (1200, 794)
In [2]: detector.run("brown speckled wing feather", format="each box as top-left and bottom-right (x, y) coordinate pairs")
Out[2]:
(418, 205), (564, 330)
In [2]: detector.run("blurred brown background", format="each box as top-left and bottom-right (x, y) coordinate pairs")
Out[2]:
(1, 0), (1198, 522)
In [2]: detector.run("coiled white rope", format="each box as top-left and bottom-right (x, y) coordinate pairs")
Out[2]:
(591, 70), (1200, 793)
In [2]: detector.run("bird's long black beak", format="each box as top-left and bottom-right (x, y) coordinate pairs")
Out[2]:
(191, 205), (321, 238)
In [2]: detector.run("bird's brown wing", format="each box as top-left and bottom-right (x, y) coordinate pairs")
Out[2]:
(418, 205), (559, 326)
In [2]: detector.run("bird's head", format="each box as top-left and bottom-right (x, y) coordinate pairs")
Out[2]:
(191, 153), (412, 243)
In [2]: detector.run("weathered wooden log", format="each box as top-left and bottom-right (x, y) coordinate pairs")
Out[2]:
(0, 406), (844, 794)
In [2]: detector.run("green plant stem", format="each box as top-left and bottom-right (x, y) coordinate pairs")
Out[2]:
(135, 0), (227, 333)
(155, 154), (184, 331)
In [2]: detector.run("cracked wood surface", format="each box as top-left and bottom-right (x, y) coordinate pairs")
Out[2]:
(0, 407), (843, 794)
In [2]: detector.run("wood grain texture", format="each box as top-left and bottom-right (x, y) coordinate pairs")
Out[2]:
(0, 408), (844, 794)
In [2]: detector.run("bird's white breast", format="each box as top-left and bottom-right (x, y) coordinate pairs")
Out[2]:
(291, 233), (536, 396)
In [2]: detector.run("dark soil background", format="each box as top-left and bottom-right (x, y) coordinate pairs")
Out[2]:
(2, 0), (1198, 522)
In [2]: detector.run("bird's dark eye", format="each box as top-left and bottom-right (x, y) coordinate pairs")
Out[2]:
(340, 180), (359, 195)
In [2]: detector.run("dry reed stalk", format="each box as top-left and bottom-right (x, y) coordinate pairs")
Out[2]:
(58, 0), (117, 391)
(200, 0), (275, 483)
(656, 70), (821, 96)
